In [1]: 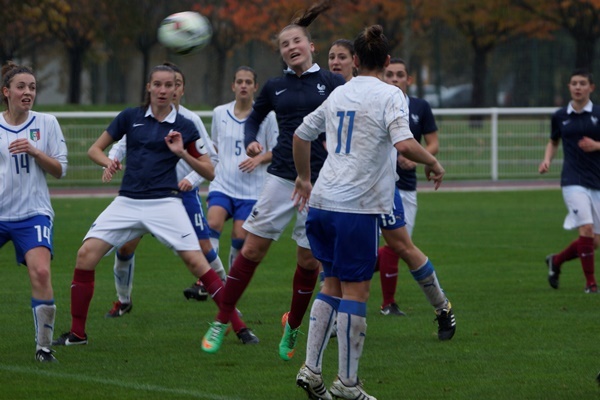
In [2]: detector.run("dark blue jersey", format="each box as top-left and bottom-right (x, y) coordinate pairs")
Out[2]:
(396, 96), (438, 191)
(107, 107), (200, 199)
(245, 65), (345, 182)
(551, 103), (600, 189)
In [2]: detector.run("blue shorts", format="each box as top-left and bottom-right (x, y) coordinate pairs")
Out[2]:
(378, 188), (407, 230)
(0, 215), (54, 265)
(181, 190), (210, 240)
(207, 191), (256, 221)
(306, 208), (378, 282)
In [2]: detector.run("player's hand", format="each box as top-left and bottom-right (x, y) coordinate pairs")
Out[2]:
(102, 158), (122, 183)
(165, 131), (184, 156)
(578, 136), (599, 152)
(178, 179), (193, 191)
(8, 138), (39, 157)
(246, 141), (263, 157)
(538, 160), (550, 174)
(424, 161), (445, 190)
(292, 177), (312, 212)
(239, 157), (260, 173)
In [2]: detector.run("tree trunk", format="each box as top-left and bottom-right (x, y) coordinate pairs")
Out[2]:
(68, 47), (84, 104)
(140, 47), (151, 103)
(472, 48), (488, 108)
(574, 35), (596, 71)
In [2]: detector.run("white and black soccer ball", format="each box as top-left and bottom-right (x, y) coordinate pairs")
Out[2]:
(158, 11), (212, 55)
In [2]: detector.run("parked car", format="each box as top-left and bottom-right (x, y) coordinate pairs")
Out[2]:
(440, 84), (472, 108)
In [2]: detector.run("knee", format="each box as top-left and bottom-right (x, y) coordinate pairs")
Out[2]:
(30, 265), (52, 288)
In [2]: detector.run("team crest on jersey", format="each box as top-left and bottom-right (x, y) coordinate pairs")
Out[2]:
(30, 129), (40, 141)
(411, 113), (420, 125)
(317, 83), (326, 95)
(592, 116), (598, 126)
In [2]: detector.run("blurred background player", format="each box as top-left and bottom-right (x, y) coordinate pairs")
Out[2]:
(377, 57), (440, 316)
(53, 64), (257, 348)
(292, 25), (445, 400)
(201, 0), (346, 358)
(328, 39), (356, 83)
(540, 68), (600, 293)
(205, 66), (278, 271)
(0, 61), (68, 362)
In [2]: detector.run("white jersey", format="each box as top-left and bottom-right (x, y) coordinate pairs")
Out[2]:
(295, 76), (412, 214)
(208, 101), (278, 199)
(0, 111), (68, 221)
(108, 105), (212, 188)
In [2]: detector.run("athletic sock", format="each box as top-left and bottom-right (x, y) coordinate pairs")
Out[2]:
(378, 245), (400, 307)
(32, 299), (56, 349)
(113, 251), (134, 304)
(578, 236), (596, 287)
(288, 264), (319, 329)
(71, 269), (95, 338)
(337, 299), (367, 387)
(216, 254), (259, 324)
(305, 293), (340, 373)
(209, 229), (221, 255)
(410, 258), (447, 310)
(554, 239), (579, 267)
(229, 238), (244, 272)
(205, 248), (227, 281)
(201, 268), (246, 332)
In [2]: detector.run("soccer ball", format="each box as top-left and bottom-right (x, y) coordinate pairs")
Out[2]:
(158, 11), (212, 55)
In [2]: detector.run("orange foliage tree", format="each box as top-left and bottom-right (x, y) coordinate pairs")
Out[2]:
(515, 0), (600, 71)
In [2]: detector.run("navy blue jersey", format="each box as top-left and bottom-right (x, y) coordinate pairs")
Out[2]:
(107, 107), (200, 199)
(245, 65), (346, 182)
(551, 104), (600, 189)
(396, 96), (438, 191)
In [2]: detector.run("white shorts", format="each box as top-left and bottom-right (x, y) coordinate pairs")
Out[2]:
(84, 196), (201, 251)
(243, 174), (310, 248)
(399, 189), (418, 236)
(561, 185), (600, 233)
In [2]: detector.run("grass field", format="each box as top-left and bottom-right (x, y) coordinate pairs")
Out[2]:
(1, 190), (599, 399)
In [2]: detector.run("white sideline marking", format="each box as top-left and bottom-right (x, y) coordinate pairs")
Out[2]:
(0, 364), (241, 400)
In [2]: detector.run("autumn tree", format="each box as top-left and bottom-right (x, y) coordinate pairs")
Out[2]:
(45, 0), (111, 104)
(515, 0), (600, 71)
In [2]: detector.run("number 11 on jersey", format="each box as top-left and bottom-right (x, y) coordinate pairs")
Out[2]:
(335, 111), (356, 154)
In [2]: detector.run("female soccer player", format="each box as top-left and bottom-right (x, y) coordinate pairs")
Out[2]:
(540, 68), (600, 293)
(201, 0), (345, 358)
(0, 61), (68, 362)
(53, 64), (253, 347)
(205, 66), (278, 270)
(292, 25), (444, 399)
(328, 39), (355, 82)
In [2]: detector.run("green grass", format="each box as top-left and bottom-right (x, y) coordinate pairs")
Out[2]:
(1, 190), (599, 399)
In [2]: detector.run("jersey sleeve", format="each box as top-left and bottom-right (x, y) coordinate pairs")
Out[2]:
(106, 108), (133, 142)
(420, 101), (438, 134)
(550, 110), (563, 141)
(245, 81), (274, 148)
(295, 100), (327, 142)
(108, 135), (127, 162)
(386, 90), (414, 144)
(46, 115), (68, 178)
(262, 111), (279, 151)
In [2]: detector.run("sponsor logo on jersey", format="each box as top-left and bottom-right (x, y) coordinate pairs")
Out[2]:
(30, 129), (40, 141)
(317, 83), (326, 95)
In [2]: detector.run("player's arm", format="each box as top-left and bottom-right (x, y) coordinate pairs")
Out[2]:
(539, 139), (560, 174)
(394, 138), (444, 190)
(578, 136), (600, 152)
(165, 131), (215, 181)
(424, 131), (439, 156)
(89, 131), (122, 182)
(292, 134), (312, 212)
(8, 138), (64, 179)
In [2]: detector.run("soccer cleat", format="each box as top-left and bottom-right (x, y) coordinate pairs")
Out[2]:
(546, 254), (560, 289)
(585, 284), (598, 294)
(201, 321), (227, 354)
(35, 347), (57, 363)
(52, 331), (88, 346)
(380, 303), (406, 316)
(279, 312), (299, 361)
(105, 301), (133, 318)
(435, 302), (456, 341)
(183, 281), (209, 301)
(236, 328), (260, 344)
(296, 364), (332, 400)
(329, 377), (377, 400)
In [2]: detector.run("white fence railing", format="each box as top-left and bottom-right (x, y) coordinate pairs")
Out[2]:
(49, 107), (561, 186)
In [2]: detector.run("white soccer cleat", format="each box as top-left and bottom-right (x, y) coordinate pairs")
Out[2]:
(296, 364), (331, 400)
(329, 377), (377, 400)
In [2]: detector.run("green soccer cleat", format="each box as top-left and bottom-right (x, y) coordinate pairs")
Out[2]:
(201, 321), (227, 354)
(279, 317), (299, 361)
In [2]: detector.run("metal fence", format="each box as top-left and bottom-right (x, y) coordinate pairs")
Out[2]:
(49, 107), (561, 187)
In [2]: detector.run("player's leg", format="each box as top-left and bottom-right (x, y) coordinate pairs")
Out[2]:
(107, 237), (141, 317)
(229, 198), (255, 271)
(206, 190), (233, 256)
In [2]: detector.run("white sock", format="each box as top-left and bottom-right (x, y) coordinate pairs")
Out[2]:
(228, 246), (240, 273)
(32, 303), (56, 349)
(410, 259), (447, 310)
(337, 300), (367, 386)
(210, 257), (227, 282)
(114, 253), (135, 303)
(209, 236), (220, 255)
(305, 294), (339, 373)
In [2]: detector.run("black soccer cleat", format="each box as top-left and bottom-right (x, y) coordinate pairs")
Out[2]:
(546, 254), (560, 289)
(183, 281), (209, 301)
(435, 302), (456, 341)
(236, 328), (260, 344)
(35, 347), (58, 362)
(53, 331), (88, 346)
